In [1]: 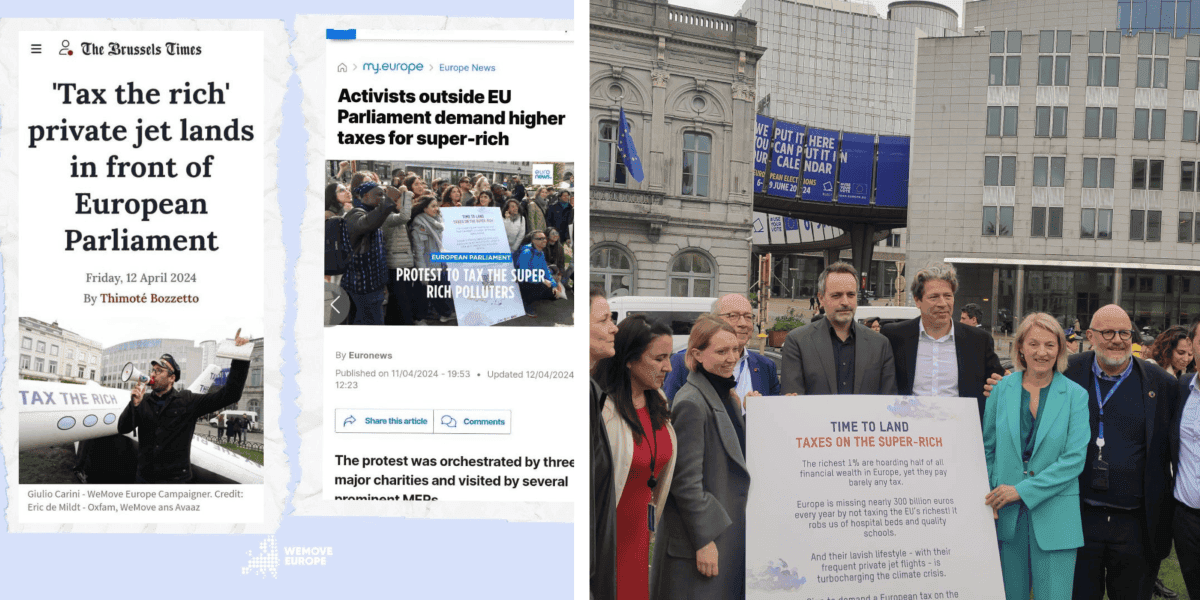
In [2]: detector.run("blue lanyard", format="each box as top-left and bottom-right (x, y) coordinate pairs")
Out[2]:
(1093, 367), (1131, 446)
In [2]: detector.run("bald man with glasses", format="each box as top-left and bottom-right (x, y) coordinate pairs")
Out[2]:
(662, 293), (779, 405)
(1064, 305), (1178, 600)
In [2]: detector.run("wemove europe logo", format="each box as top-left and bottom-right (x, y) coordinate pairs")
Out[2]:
(242, 535), (336, 578)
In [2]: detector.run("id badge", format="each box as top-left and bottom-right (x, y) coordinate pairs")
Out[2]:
(1091, 457), (1109, 491)
(647, 503), (656, 533)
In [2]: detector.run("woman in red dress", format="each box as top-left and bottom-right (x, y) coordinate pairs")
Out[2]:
(595, 315), (678, 600)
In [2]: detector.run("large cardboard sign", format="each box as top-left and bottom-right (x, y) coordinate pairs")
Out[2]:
(746, 395), (1004, 599)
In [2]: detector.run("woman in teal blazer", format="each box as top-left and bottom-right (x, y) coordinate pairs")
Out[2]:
(983, 313), (1090, 600)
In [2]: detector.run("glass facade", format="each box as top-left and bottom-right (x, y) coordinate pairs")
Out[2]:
(1120, 269), (1200, 332)
(1120, 0), (1200, 36)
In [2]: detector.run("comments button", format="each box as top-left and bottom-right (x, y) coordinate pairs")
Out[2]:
(434, 410), (511, 434)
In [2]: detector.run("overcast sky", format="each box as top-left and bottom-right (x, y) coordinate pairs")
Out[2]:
(671, 0), (964, 25)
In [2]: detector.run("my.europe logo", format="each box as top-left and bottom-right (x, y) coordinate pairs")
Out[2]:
(362, 60), (427, 74)
(242, 535), (335, 578)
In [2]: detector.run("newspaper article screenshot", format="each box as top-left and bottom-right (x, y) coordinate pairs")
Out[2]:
(2, 22), (288, 530)
(296, 17), (584, 521)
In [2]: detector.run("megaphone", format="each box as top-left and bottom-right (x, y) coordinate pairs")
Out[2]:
(120, 362), (155, 385)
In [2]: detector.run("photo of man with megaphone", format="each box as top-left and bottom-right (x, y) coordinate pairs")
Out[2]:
(117, 329), (252, 484)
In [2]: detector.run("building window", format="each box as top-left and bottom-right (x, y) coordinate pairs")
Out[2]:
(35, 358), (44, 372)
(22, 337), (31, 350)
(251, 368), (263, 387)
(983, 155), (1016, 237)
(1082, 157), (1115, 240)
(1038, 30), (1071, 86)
(1085, 107), (1118, 138)
(1182, 161), (1198, 243)
(1186, 111), (1199, 142)
(1134, 109), (1166, 140)
(1087, 31), (1122, 87)
(669, 251), (716, 297)
(681, 131), (711, 197)
(50, 344), (58, 356)
(597, 120), (627, 186)
(37, 341), (45, 353)
(986, 106), (1019, 137)
(1136, 32), (1169, 88)
(1032, 156), (1065, 238)
(590, 246), (635, 297)
(66, 348), (74, 359)
(90, 369), (95, 380)
(1131, 158), (1164, 241)
(1036, 106), (1068, 137)
(989, 30), (1022, 86)
(20, 355), (30, 370)
(48, 361), (57, 375)
(77, 364), (85, 378)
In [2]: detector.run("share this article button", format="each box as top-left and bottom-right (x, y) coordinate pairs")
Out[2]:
(434, 410), (512, 434)
(335, 409), (434, 434)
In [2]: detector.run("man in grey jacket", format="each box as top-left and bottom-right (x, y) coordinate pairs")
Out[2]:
(781, 261), (898, 395)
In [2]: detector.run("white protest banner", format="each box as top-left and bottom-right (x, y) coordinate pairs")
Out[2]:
(438, 206), (525, 326)
(746, 395), (1004, 600)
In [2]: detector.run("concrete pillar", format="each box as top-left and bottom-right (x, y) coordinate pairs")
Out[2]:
(991, 267), (1000, 335)
(1113, 267), (1122, 305)
(1014, 264), (1025, 326)
(847, 222), (877, 292)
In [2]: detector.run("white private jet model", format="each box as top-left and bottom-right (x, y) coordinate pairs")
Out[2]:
(19, 353), (264, 484)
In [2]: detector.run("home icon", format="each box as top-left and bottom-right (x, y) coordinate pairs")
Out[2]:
(337, 63), (348, 73)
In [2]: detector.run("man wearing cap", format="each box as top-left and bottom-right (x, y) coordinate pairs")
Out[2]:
(117, 331), (252, 483)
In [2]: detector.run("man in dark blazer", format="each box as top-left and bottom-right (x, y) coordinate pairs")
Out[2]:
(663, 293), (779, 404)
(1066, 304), (1177, 600)
(881, 266), (1004, 421)
(1171, 369), (1200, 600)
(781, 262), (897, 395)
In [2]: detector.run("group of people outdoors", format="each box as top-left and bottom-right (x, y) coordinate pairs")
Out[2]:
(324, 162), (574, 323)
(589, 262), (1200, 600)
(214, 412), (251, 444)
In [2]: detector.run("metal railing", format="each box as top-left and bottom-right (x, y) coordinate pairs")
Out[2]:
(199, 434), (263, 452)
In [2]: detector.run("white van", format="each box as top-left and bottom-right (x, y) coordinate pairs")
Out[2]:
(607, 295), (719, 352)
(854, 305), (920, 327)
(210, 410), (259, 433)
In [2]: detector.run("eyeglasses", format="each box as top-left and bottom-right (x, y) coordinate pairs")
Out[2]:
(1090, 329), (1133, 341)
(719, 312), (755, 322)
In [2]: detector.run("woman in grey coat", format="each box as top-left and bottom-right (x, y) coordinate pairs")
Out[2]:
(409, 195), (454, 321)
(650, 315), (749, 600)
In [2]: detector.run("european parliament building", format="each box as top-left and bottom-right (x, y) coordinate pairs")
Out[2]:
(907, 0), (1200, 333)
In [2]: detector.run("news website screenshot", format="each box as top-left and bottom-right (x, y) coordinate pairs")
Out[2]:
(300, 21), (584, 522)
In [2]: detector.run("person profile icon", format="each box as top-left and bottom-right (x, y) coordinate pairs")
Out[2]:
(59, 40), (72, 56)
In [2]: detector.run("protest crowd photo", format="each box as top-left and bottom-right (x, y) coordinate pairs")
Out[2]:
(324, 160), (573, 327)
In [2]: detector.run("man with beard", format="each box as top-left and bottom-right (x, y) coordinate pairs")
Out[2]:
(781, 262), (897, 395)
(1067, 304), (1177, 600)
(662, 293), (779, 404)
(117, 331), (252, 483)
(882, 266), (1004, 422)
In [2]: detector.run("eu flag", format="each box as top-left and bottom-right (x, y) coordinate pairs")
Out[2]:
(617, 107), (644, 182)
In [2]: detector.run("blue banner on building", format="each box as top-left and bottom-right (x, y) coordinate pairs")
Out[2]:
(801, 128), (838, 203)
(754, 115), (773, 194)
(875, 135), (911, 208)
(836, 132), (874, 205)
(767, 120), (805, 199)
